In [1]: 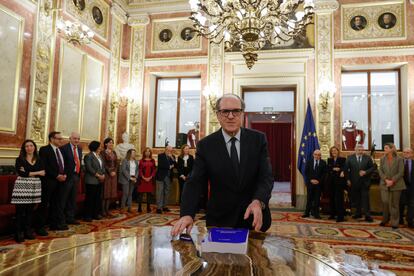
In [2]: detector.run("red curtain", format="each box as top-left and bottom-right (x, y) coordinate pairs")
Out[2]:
(250, 122), (292, 181)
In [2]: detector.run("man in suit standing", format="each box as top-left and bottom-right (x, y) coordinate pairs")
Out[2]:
(171, 94), (273, 236)
(345, 144), (375, 222)
(302, 150), (327, 219)
(400, 148), (414, 228)
(156, 145), (176, 214)
(36, 131), (68, 234)
(60, 132), (82, 225)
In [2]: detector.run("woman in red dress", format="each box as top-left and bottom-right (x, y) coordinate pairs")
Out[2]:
(100, 137), (118, 217)
(138, 147), (156, 212)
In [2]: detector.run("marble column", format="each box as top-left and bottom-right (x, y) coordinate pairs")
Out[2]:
(106, 3), (127, 143)
(128, 15), (149, 153)
(26, 0), (57, 144)
(206, 42), (224, 135)
(314, 0), (339, 156)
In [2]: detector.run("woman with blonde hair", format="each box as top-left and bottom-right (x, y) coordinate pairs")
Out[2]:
(138, 147), (156, 212)
(379, 143), (406, 229)
(119, 149), (139, 213)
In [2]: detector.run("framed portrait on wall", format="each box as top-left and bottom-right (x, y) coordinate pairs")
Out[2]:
(159, 29), (172, 42)
(378, 12), (397, 29)
(181, 27), (195, 41)
(92, 6), (103, 25)
(350, 15), (367, 31)
(73, 0), (85, 11)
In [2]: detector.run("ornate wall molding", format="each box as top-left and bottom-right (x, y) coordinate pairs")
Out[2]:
(206, 42), (224, 135)
(106, 8), (124, 141)
(128, 16), (149, 152)
(26, 0), (57, 144)
(314, 0), (338, 156)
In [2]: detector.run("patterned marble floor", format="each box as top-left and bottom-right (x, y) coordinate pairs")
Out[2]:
(0, 206), (413, 275)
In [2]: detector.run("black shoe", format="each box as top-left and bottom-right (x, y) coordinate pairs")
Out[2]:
(365, 216), (374, 222)
(314, 215), (322, 219)
(392, 226), (398, 230)
(67, 220), (80, 225)
(399, 219), (405, 225)
(328, 215), (335, 220)
(138, 207), (142, 213)
(408, 224), (414, 228)
(302, 214), (310, 218)
(84, 217), (92, 222)
(14, 233), (25, 243)
(379, 222), (386, 227)
(336, 218), (345, 222)
(146, 205), (151, 213)
(35, 228), (48, 236)
(93, 215), (103, 220)
(352, 215), (362, 219)
(162, 207), (170, 212)
(24, 231), (35, 240)
(50, 224), (68, 231)
(156, 209), (162, 214)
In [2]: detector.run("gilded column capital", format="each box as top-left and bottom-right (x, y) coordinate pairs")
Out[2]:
(128, 15), (150, 27)
(314, 0), (339, 14)
(111, 2), (128, 24)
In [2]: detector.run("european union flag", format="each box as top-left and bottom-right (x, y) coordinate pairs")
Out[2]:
(297, 99), (320, 181)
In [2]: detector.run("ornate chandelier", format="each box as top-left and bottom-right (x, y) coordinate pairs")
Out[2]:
(189, 0), (314, 69)
(56, 20), (94, 46)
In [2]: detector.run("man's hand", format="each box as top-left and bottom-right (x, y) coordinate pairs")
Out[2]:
(244, 200), (263, 232)
(347, 180), (352, 187)
(56, 174), (66, 182)
(339, 171), (345, 178)
(333, 167), (341, 172)
(110, 171), (116, 177)
(310, 179), (319, 185)
(359, 170), (366, 177)
(171, 216), (194, 236)
(385, 179), (394, 187)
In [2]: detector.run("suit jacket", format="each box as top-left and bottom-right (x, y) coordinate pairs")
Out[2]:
(39, 144), (65, 183)
(378, 155), (406, 191)
(156, 153), (176, 181)
(60, 143), (82, 179)
(305, 158), (327, 187)
(327, 157), (346, 185)
(180, 128), (273, 232)
(84, 152), (105, 185)
(119, 159), (139, 185)
(177, 155), (194, 179)
(345, 154), (374, 187)
(403, 159), (414, 188)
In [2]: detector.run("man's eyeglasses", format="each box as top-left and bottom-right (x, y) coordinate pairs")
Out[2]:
(217, 109), (244, 117)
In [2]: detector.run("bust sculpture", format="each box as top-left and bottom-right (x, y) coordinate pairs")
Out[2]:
(115, 132), (135, 160)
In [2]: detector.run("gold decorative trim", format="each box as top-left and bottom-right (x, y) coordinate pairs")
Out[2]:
(129, 24), (147, 153)
(27, 0), (57, 144)
(341, 0), (406, 42)
(106, 18), (123, 141)
(0, 5), (24, 134)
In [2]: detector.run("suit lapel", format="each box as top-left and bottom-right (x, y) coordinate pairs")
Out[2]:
(49, 145), (59, 168)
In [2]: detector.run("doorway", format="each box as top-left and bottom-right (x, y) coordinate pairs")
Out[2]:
(243, 88), (296, 207)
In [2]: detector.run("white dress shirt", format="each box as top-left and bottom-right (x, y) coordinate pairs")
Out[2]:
(129, 160), (137, 176)
(222, 128), (241, 161)
(51, 144), (64, 170)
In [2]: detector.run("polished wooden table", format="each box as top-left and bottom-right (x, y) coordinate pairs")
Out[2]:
(0, 227), (344, 275)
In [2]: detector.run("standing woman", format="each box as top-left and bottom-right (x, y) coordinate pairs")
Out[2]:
(11, 140), (45, 242)
(327, 146), (347, 222)
(83, 141), (105, 221)
(138, 147), (156, 213)
(100, 137), (118, 217)
(119, 149), (139, 213)
(379, 143), (406, 229)
(177, 144), (194, 204)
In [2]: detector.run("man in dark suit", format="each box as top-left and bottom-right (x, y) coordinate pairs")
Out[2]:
(171, 94), (273, 236)
(302, 149), (327, 219)
(36, 131), (68, 235)
(400, 148), (414, 228)
(60, 132), (82, 225)
(156, 145), (176, 214)
(344, 144), (375, 222)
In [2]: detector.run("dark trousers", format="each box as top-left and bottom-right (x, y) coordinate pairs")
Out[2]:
(351, 183), (371, 217)
(15, 204), (34, 233)
(178, 178), (185, 204)
(34, 179), (64, 229)
(305, 184), (322, 217)
(64, 174), (79, 222)
(84, 184), (102, 219)
(330, 180), (345, 219)
(400, 186), (414, 225)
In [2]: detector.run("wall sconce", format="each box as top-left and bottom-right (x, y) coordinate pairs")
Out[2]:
(56, 19), (94, 46)
(110, 87), (137, 112)
(43, 1), (61, 17)
(203, 86), (220, 112)
(318, 79), (336, 112)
